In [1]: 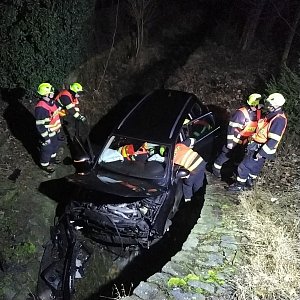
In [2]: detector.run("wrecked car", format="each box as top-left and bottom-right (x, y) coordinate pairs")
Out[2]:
(66, 89), (220, 248)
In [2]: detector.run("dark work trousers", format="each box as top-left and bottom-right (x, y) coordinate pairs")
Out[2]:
(214, 144), (247, 167)
(62, 117), (88, 144)
(183, 163), (207, 199)
(40, 132), (63, 166)
(237, 150), (266, 182)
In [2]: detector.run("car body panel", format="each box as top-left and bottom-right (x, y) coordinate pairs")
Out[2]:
(67, 170), (167, 199)
(116, 90), (196, 143)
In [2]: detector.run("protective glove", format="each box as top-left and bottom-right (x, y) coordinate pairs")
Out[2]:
(78, 115), (87, 122)
(42, 139), (51, 146)
(226, 143), (234, 150)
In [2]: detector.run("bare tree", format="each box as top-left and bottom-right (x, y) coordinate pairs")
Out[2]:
(239, 0), (267, 51)
(126, 0), (157, 57)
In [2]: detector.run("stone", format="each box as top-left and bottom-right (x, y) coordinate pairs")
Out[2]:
(134, 282), (169, 300)
(171, 288), (206, 300)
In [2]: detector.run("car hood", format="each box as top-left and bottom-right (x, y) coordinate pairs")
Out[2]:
(66, 170), (167, 198)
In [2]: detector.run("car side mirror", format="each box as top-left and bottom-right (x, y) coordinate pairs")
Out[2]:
(176, 167), (190, 178)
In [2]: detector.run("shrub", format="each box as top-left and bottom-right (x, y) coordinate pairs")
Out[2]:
(0, 0), (96, 96)
(266, 66), (300, 136)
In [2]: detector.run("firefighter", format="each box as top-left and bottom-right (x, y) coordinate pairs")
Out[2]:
(212, 93), (262, 178)
(35, 83), (63, 173)
(173, 139), (206, 202)
(55, 82), (87, 122)
(226, 93), (287, 192)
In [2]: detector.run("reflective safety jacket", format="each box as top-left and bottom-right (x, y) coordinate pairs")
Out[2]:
(227, 107), (261, 145)
(173, 143), (204, 172)
(35, 99), (61, 139)
(55, 89), (80, 118)
(252, 109), (287, 158)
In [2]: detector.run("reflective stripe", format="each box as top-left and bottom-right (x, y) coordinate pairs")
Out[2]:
(213, 163), (222, 169)
(189, 156), (203, 171)
(262, 144), (276, 154)
(51, 153), (56, 158)
(66, 103), (75, 110)
(249, 174), (257, 179)
(49, 131), (56, 137)
(227, 134), (234, 140)
(181, 149), (195, 167)
(268, 132), (281, 141)
(36, 119), (48, 125)
(232, 136), (242, 143)
(237, 176), (247, 183)
(41, 131), (48, 137)
(40, 162), (50, 167)
(74, 112), (80, 118)
(229, 121), (243, 129)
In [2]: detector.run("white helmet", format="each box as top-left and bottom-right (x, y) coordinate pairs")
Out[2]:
(266, 93), (285, 108)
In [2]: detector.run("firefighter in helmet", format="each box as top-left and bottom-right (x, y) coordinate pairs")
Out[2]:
(212, 93), (263, 178)
(227, 93), (287, 192)
(55, 82), (87, 122)
(35, 83), (63, 173)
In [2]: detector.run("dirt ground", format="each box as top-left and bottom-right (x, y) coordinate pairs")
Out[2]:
(0, 31), (299, 300)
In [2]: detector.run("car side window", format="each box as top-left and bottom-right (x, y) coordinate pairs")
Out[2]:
(187, 116), (213, 140)
(181, 103), (214, 142)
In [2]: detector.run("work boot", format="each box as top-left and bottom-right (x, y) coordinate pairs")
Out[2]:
(40, 165), (55, 173)
(51, 158), (62, 165)
(212, 166), (221, 178)
(245, 177), (255, 189)
(226, 182), (245, 192)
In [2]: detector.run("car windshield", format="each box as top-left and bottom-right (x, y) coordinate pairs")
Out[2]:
(97, 135), (170, 180)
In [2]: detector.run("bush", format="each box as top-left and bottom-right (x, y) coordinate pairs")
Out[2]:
(0, 0), (96, 96)
(266, 66), (300, 136)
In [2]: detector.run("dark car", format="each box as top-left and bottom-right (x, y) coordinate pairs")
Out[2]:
(66, 89), (220, 248)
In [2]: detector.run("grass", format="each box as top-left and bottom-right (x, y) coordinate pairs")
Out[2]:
(232, 188), (300, 300)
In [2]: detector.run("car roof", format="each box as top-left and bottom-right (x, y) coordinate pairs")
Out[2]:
(114, 89), (203, 144)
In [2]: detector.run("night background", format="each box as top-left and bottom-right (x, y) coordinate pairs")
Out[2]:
(0, 0), (300, 299)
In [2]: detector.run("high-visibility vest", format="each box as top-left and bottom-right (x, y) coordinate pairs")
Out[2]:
(174, 143), (203, 172)
(253, 113), (287, 144)
(229, 107), (261, 144)
(55, 89), (79, 116)
(35, 100), (61, 132)
(237, 107), (261, 138)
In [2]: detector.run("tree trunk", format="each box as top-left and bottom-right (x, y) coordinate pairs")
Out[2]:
(239, 0), (267, 51)
(281, 3), (300, 66)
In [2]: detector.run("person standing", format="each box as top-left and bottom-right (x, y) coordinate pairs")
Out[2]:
(35, 83), (63, 173)
(55, 82), (86, 122)
(173, 140), (206, 202)
(226, 93), (287, 192)
(212, 93), (262, 178)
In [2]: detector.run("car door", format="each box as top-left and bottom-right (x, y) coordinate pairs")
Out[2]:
(181, 102), (218, 163)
